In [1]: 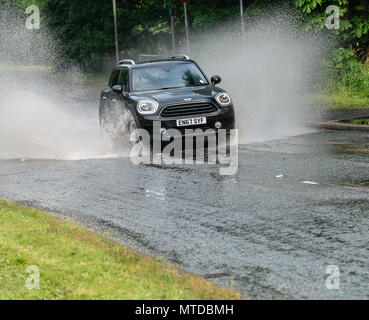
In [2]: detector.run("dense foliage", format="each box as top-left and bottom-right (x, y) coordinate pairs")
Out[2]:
(197, 0), (368, 98)
(1, 0), (368, 97)
(2, 0), (367, 68)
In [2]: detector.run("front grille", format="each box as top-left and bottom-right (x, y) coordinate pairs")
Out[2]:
(160, 102), (218, 118)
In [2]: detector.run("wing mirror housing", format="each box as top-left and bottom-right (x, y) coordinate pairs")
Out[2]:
(112, 85), (123, 94)
(211, 75), (222, 86)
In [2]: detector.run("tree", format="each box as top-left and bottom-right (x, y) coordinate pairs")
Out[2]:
(7, 0), (367, 69)
(42, 0), (176, 70)
(294, 0), (369, 63)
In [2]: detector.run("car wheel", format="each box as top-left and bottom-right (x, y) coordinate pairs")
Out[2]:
(99, 106), (114, 142)
(114, 109), (142, 148)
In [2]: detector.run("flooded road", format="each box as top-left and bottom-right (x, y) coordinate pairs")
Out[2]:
(0, 130), (369, 299)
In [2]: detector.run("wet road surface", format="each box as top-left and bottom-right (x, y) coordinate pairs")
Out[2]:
(1, 130), (369, 299)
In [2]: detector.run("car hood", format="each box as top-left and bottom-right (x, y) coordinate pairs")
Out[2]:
(130, 85), (225, 106)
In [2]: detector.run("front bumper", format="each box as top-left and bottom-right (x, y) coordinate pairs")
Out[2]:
(136, 105), (235, 135)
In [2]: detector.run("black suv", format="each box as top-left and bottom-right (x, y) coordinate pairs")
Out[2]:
(99, 55), (235, 141)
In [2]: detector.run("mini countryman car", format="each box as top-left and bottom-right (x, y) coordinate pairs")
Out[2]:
(99, 55), (235, 142)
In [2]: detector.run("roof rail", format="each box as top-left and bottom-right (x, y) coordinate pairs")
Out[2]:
(118, 59), (135, 65)
(171, 54), (190, 60)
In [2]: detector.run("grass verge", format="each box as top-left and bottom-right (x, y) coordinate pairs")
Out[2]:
(316, 91), (369, 109)
(341, 119), (369, 125)
(0, 64), (52, 73)
(84, 73), (108, 88)
(0, 199), (241, 300)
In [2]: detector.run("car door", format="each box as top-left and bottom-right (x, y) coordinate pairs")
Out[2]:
(119, 68), (129, 90)
(100, 69), (119, 125)
(109, 69), (121, 112)
(110, 68), (128, 110)
(117, 68), (129, 109)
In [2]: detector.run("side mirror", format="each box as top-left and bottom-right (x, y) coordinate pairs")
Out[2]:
(112, 85), (123, 94)
(211, 75), (222, 86)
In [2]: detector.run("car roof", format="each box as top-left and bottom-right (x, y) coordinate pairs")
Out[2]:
(115, 59), (196, 70)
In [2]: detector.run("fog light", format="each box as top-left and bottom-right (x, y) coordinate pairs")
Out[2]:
(215, 121), (222, 129)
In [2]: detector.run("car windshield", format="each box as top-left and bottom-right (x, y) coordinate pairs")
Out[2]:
(132, 62), (208, 92)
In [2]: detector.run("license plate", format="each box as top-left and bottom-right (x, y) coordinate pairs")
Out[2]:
(176, 117), (206, 127)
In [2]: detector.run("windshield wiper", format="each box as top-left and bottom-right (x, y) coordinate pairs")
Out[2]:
(157, 86), (184, 90)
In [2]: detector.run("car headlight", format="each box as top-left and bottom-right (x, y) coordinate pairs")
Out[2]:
(215, 93), (232, 106)
(137, 100), (159, 114)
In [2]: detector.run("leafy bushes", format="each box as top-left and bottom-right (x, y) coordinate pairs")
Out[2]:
(326, 48), (369, 96)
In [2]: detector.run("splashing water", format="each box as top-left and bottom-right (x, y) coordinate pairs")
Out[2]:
(0, 6), (122, 160)
(0, 5), (329, 159)
(191, 8), (329, 143)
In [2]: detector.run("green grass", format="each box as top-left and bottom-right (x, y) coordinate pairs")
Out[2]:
(341, 119), (369, 125)
(84, 73), (107, 87)
(315, 90), (369, 109)
(0, 200), (241, 300)
(0, 64), (52, 73)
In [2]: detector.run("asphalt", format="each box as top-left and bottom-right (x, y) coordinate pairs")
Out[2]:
(1, 129), (369, 299)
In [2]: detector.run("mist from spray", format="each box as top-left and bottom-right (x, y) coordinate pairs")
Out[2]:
(192, 8), (329, 143)
(0, 6), (120, 160)
(0, 5), (329, 160)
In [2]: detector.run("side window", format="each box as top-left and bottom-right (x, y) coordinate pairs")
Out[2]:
(109, 70), (120, 87)
(108, 71), (114, 86)
(119, 69), (129, 91)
